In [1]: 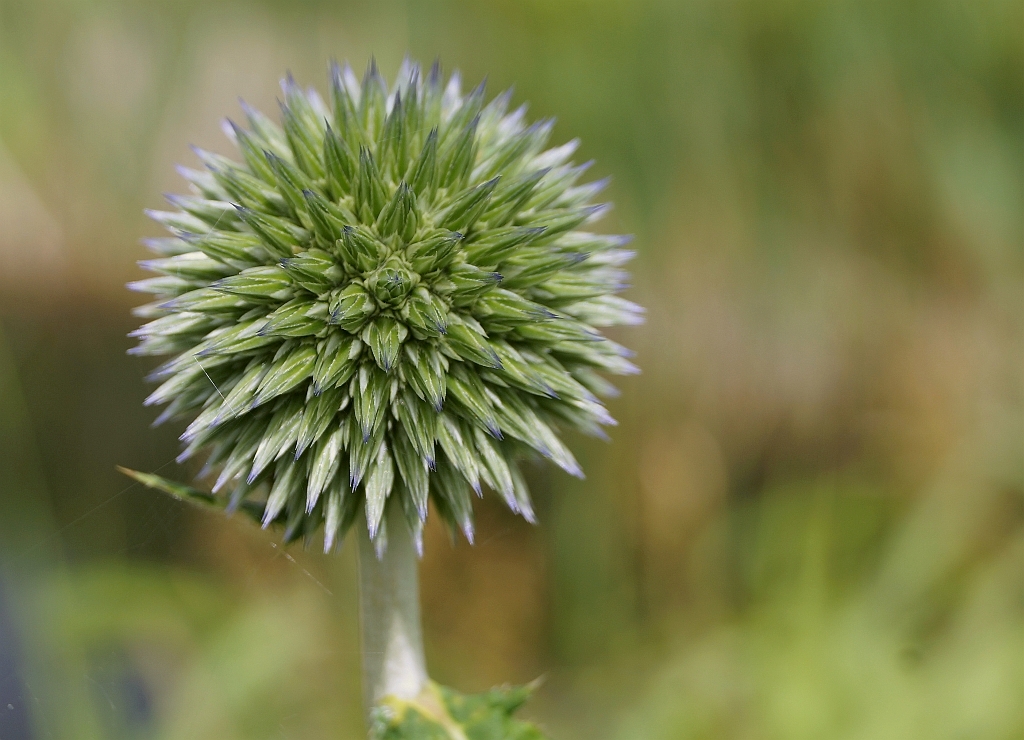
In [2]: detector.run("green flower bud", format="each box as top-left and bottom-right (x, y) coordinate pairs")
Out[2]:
(327, 283), (376, 331)
(365, 256), (418, 308)
(128, 58), (642, 552)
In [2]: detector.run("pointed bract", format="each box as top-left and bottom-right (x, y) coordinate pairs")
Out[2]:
(128, 58), (639, 551)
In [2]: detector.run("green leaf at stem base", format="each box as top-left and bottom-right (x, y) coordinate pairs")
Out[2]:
(370, 681), (550, 740)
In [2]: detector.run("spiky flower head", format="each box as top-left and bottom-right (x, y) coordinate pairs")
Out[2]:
(129, 58), (642, 554)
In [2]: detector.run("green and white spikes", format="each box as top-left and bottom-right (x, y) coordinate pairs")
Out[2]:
(130, 58), (642, 553)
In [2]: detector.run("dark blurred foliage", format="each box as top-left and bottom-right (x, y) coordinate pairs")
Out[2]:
(0, 0), (1021, 738)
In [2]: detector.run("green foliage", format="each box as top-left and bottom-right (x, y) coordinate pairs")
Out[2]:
(129, 59), (641, 553)
(370, 682), (549, 740)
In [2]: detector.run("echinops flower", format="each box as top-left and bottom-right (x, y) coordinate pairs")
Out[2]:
(128, 58), (642, 554)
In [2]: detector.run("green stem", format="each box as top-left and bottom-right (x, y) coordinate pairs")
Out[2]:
(357, 504), (428, 717)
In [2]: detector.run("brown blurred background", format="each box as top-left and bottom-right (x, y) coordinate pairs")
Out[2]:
(0, 1), (1021, 738)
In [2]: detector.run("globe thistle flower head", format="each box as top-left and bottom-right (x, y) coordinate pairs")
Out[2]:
(129, 58), (642, 555)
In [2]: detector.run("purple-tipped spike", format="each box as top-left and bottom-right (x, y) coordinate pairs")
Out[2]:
(427, 58), (442, 88)
(469, 77), (487, 100)
(584, 203), (611, 222)
(152, 407), (175, 427)
(281, 70), (300, 97)
(563, 460), (585, 480)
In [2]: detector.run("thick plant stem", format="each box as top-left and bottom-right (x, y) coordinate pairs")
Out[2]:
(357, 504), (428, 716)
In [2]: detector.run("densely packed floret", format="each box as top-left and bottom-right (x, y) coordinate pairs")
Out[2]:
(129, 59), (642, 553)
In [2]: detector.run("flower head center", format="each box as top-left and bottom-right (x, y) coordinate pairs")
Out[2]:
(365, 256), (418, 309)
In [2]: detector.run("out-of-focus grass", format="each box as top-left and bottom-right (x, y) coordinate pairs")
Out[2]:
(616, 475), (1024, 740)
(0, 0), (1020, 738)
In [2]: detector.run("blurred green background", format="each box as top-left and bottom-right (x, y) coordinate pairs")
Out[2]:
(0, 0), (1021, 738)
